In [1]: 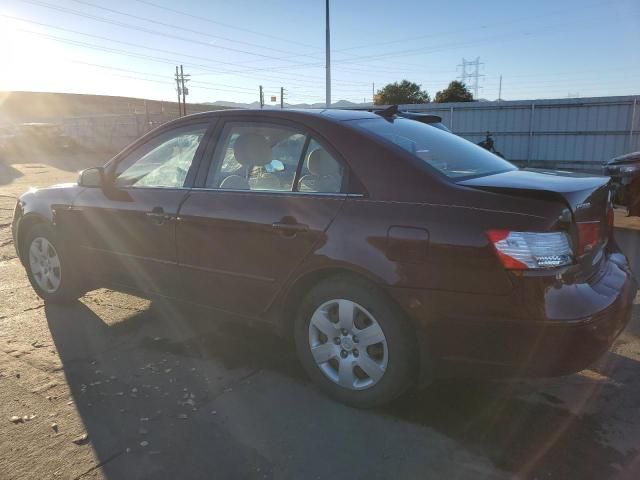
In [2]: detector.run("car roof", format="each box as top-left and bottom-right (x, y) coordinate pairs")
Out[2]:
(186, 108), (381, 123)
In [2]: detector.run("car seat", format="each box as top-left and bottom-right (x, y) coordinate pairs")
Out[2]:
(298, 148), (341, 193)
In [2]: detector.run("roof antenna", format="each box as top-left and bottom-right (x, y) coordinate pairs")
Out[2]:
(374, 105), (398, 118)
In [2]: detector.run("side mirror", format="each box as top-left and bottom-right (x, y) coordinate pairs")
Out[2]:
(265, 159), (285, 173)
(78, 167), (104, 188)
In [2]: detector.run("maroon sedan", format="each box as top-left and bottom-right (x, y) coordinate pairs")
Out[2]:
(12, 109), (637, 407)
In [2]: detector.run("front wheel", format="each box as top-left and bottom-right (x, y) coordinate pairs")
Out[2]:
(294, 276), (417, 408)
(23, 224), (83, 304)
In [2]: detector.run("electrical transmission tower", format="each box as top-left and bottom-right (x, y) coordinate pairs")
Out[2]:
(458, 57), (484, 99)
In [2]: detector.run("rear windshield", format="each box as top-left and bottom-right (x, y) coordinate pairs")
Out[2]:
(354, 117), (516, 179)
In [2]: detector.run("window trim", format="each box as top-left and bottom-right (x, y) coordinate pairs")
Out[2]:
(292, 134), (311, 192)
(189, 187), (363, 198)
(194, 116), (352, 195)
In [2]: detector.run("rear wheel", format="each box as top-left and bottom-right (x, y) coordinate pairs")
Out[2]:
(294, 276), (417, 407)
(24, 224), (83, 303)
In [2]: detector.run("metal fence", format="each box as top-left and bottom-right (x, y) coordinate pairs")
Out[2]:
(399, 95), (640, 171)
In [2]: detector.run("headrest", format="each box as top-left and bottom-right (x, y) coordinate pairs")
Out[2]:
(233, 133), (271, 168)
(307, 148), (339, 176)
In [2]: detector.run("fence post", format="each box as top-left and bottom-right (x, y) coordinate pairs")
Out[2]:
(630, 97), (637, 151)
(527, 103), (535, 167)
(450, 106), (454, 132)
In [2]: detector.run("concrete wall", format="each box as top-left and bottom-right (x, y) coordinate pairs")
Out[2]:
(399, 95), (640, 171)
(60, 104), (215, 152)
(61, 113), (173, 152)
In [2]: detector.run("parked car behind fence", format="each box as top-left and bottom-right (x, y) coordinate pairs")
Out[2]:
(603, 151), (640, 216)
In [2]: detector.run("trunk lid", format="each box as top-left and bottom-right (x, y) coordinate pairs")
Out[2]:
(459, 168), (612, 274)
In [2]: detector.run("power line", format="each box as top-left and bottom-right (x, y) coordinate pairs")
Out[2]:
(7, 2), (637, 103)
(238, 14), (608, 75)
(130, 0), (319, 49)
(16, 0), (607, 81)
(67, 0), (314, 59)
(7, 24), (355, 91)
(320, 0), (613, 58)
(63, 60), (256, 93)
(19, 0), (315, 64)
(15, 0), (607, 89)
(4, 13), (371, 87)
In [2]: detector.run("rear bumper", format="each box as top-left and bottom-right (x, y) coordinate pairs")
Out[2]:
(389, 251), (638, 378)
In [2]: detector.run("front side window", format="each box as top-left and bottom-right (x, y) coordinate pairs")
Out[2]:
(354, 117), (516, 179)
(114, 124), (208, 188)
(206, 123), (306, 192)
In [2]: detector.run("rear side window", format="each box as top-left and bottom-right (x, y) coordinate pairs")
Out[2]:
(205, 121), (347, 194)
(297, 139), (344, 193)
(206, 123), (306, 192)
(354, 117), (516, 179)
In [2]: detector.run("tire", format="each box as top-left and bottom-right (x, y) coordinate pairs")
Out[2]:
(23, 223), (83, 304)
(294, 275), (418, 408)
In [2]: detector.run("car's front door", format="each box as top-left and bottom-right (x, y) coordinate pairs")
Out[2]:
(176, 119), (348, 318)
(70, 120), (211, 295)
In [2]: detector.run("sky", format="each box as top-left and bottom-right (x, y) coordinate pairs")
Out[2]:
(0, 0), (638, 105)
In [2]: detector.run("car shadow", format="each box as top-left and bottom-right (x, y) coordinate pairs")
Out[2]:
(44, 298), (304, 479)
(45, 298), (640, 479)
(0, 157), (23, 185)
(382, 303), (640, 479)
(615, 228), (640, 276)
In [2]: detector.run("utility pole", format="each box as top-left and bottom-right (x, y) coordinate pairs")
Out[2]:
(458, 57), (484, 99)
(498, 75), (502, 102)
(280, 87), (284, 109)
(180, 65), (190, 116)
(325, 0), (331, 108)
(372, 82), (375, 104)
(175, 66), (182, 117)
(259, 85), (264, 109)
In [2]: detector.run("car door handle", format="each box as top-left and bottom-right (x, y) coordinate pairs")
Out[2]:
(146, 208), (174, 224)
(146, 212), (173, 219)
(271, 222), (309, 233)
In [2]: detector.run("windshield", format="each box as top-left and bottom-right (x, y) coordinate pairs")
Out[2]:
(354, 117), (516, 179)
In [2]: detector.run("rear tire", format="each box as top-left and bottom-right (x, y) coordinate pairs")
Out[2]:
(23, 223), (83, 304)
(294, 275), (417, 408)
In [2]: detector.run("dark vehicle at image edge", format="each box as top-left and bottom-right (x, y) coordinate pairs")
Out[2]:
(11, 108), (637, 407)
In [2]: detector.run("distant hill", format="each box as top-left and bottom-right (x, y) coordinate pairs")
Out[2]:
(206, 99), (370, 109)
(0, 91), (225, 124)
(0, 91), (372, 125)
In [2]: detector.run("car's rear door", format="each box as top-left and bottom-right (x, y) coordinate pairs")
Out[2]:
(70, 119), (213, 295)
(176, 117), (347, 318)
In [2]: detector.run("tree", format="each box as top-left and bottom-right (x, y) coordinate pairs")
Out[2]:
(374, 80), (430, 105)
(434, 81), (474, 103)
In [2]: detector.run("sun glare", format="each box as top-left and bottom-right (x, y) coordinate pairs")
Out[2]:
(0, 14), (70, 92)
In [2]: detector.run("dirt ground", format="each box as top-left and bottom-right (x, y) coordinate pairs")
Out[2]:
(1, 151), (640, 480)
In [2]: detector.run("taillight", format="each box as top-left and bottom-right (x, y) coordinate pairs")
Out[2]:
(576, 222), (600, 255)
(487, 230), (573, 270)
